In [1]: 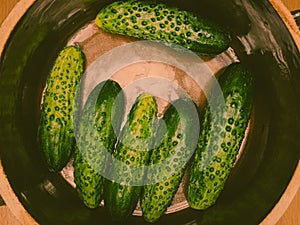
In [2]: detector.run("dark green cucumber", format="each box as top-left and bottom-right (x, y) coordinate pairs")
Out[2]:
(95, 0), (230, 54)
(38, 46), (85, 172)
(187, 62), (253, 209)
(141, 98), (199, 223)
(73, 80), (125, 208)
(105, 93), (158, 221)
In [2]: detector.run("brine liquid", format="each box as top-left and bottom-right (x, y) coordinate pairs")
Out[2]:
(60, 21), (248, 215)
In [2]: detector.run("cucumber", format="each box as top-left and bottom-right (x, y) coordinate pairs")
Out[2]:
(95, 0), (230, 54)
(73, 80), (125, 208)
(38, 46), (85, 172)
(104, 93), (158, 221)
(187, 62), (253, 209)
(141, 98), (199, 223)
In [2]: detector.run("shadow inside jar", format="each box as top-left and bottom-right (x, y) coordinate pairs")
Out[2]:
(0, 195), (4, 206)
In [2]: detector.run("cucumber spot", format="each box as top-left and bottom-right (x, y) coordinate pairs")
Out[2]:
(131, 16), (137, 23)
(172, 141), (178, 146)
(228, 118), (234, 124)
(225, 126), (231, 132)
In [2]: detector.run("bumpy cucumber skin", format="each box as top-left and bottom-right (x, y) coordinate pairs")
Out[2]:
(141, 98), (199, 223)
(187, 62), (253, 210)
(73, 80), (125, 209)
(39, 46), (84, 172)
(105, 93), (158, 222)
(95, 0), (230, 54)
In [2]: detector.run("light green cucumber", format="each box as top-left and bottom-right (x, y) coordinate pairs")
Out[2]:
(104, 93), (158, 222)
(141, 98), (199, 223)
(73, 80), (125, 208)
(38, 46), (85, 172)
(187, 62), (253, 209)
(95, 0), (230, 54)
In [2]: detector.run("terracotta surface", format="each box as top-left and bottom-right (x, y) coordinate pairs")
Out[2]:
(0, 0), (299, 225)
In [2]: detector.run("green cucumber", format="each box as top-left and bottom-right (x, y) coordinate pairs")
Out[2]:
(38, 46), (85, 172)
(104, 93), (158, 221)
(187, 62), (253, 209)
(95, 0), (230, 54)
(73, 80), (125, 208)
(141, 98), (199, 223)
